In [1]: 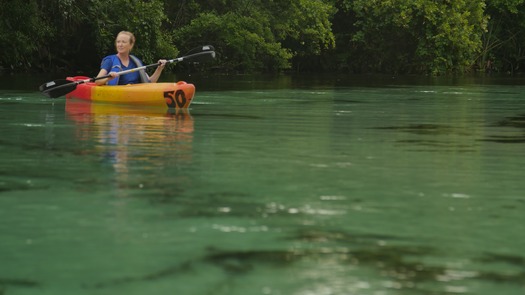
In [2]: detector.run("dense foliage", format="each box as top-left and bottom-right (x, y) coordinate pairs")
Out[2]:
(1, 0), (525, 75)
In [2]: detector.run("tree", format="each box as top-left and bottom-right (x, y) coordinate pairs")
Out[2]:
(0, 0), (177, 73)
(334, 0), (487, 75)
(95, 0), (178, 64)
(172, 0), (335, 73)
(0, 0), (51, 71)
(482, 0), (525, 73)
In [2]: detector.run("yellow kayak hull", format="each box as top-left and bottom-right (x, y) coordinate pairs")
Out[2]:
(65, 76), (195, 108)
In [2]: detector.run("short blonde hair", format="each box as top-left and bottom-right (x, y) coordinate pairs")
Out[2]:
(116, 31), (136, 46)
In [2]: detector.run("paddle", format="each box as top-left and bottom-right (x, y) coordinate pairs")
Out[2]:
(39, 45), (215, 98)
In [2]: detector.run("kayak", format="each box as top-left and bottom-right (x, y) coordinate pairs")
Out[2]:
(64, 76), (195, 108)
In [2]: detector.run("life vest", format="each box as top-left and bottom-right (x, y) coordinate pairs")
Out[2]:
(106, 55), (150, 85)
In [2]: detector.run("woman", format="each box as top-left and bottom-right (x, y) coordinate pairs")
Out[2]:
(95, 31), (167, 86)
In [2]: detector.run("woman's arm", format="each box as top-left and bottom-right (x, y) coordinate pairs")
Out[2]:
(95, 69), (118, 86)
(148, 60), (167, 83)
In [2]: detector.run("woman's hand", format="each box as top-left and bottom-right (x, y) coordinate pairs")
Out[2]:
(149, 59), (168, 83)
(95, 69), (119, 85)
(108, 71), (119, 80)
(158, 59), (167, 69)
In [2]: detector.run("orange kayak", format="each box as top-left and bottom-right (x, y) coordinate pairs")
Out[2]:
(65, 76), (195, 108)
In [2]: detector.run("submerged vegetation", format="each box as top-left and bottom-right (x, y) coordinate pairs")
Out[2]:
(1, 0), (525, 75)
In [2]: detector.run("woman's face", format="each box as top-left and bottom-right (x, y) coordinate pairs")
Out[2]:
(115, 33), (133, 54)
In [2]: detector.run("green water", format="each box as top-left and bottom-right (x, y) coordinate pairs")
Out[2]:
(1, 74), (524, 295)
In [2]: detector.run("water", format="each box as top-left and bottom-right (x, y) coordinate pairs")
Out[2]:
(1, 74), (524, 295)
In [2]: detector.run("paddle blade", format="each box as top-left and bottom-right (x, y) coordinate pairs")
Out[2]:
(39, 79), (78, 98)
(183, 50), (216, 63)
(184, 45), (215, 55)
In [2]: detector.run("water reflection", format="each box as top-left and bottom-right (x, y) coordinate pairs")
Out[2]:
(65, 99), (194, 192)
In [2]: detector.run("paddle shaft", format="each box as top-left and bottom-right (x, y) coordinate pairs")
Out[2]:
(90, 51), (215, 84)
(80, 51), (209, 84)
(40, 47), (215, 98)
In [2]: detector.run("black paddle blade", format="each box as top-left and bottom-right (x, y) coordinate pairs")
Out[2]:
(39, 79), (69, 92)
(39, 79), (78, 98)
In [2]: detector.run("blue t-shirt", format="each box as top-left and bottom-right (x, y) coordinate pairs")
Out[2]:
(100, 55), (141, 85)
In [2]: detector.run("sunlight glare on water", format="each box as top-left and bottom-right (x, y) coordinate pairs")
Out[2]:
(0, 74), (524, 295)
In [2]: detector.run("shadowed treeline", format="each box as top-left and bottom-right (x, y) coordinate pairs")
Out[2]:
(2, 0), (525, 75)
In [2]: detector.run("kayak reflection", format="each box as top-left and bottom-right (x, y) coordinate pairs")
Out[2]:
(65, 99), (194, 190)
